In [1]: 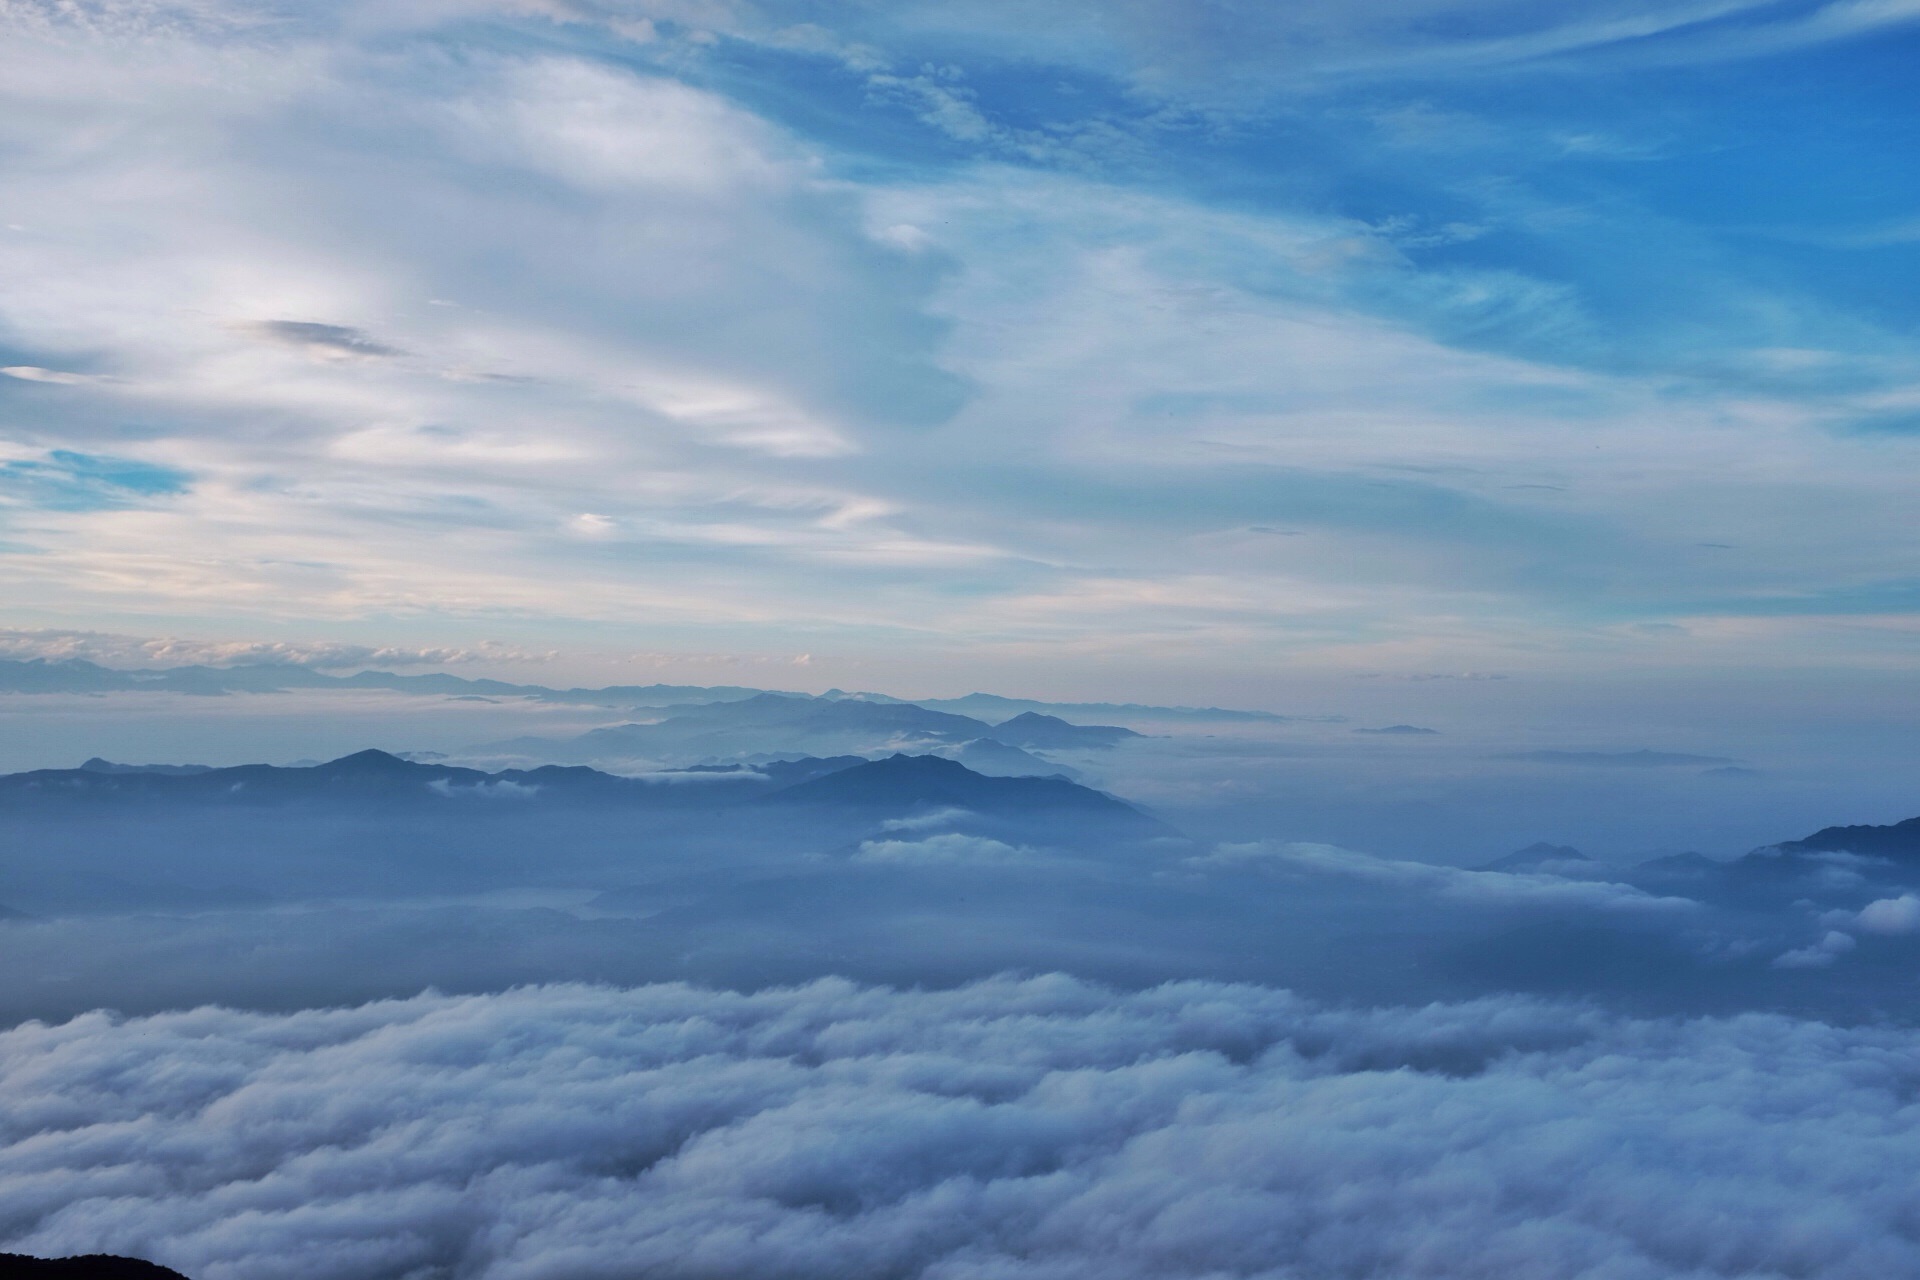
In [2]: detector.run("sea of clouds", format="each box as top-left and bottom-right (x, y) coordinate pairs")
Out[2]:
(4, 975), (1918, 1280)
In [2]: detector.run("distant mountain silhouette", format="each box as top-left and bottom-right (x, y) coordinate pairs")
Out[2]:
(1776, 816), (1920, 859)
(1354, 724), (1439, 736)
(765, 754), (1154, 824)
(950, 738), (1081, 780)
(0, 751), (1154, 832)
(0, 1256), (189, 1280)
(1601, 815), (1920, 906)
(645, 692), (991, 741)
(0, 659), (1289, 724)
(79, 758), (215, 775)
(0, 750), (751, 809)
(990, 712), (1140, 750)
(487, 693), (1002, 763)
(1478, 842), (1594, 873)
(920, 692), (1296, 724)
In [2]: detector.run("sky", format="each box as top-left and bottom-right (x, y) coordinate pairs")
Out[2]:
(2, 0), (1919, 710)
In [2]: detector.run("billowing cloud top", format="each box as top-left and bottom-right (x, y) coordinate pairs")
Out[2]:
(5, 976), (1920, 1280)
(0, 0), (1916, 693)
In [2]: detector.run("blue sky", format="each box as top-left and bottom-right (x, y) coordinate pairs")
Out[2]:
(0, 0), (1917, 701)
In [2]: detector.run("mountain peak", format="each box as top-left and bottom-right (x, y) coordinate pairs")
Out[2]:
(764, 753), (1154, 826)
(313, 749), (415, 773)
(998, 711), (1072, 728)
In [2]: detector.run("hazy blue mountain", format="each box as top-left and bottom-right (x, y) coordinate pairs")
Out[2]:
(949, 738), (1081, 779)
(1355, 724), (1439, 735)
(0, 749), (737, 809)
(1477, 842), (1596, 874)
(1775, 816), (1920, 860)
(0, 658), (138, 693)
(816, 688), (913, 704)
(0, 659), (1295, 725)
(920, 692), (1298, 724)
(0, 749), (1169, 916)
(989, 711), (1140, 750)
(79, 758), (215, 776)
(485, 693), (1001, 763)
(764, 753), (1161, 827)
(0, 748), (1144, 824)
(1607, 815), (1920, 907)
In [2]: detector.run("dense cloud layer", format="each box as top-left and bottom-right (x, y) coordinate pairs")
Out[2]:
(4, 977), (1919, 1280)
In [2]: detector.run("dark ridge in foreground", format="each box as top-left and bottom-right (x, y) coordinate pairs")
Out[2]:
(0, 1256), (189, 1280)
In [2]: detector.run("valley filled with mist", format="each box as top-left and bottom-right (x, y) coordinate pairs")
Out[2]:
(4, 662), (1920, 1278)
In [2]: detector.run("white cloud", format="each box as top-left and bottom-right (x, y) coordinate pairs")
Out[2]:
(877, 806), (975, 832)
(426, 777), (541, 798)
(1191, 840), (1694, 915)
(5, 978), (1920, 1279)
(1853, 895), (1920, 936)
(0, 366), (102, 385)
(853, 832), (1035, 863)
(1771, 930), (1857, 970)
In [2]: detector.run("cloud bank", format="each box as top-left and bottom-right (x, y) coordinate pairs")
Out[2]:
(3, 977), (1918, 1280)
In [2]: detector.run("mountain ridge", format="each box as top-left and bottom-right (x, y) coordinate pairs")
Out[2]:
(0, 657), (1293, 722)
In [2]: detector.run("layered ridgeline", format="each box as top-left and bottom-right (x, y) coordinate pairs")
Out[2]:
(479, 693), (1142, 765)
(4, 685), (1920, 1022)
(0, 749), (1152, 821)
(0, 749), (1174, 919)
(1467, 819), (1920, 911)
(0, 657), (1279, 723)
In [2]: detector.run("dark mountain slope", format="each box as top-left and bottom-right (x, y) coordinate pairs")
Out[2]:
(0, 750), (749, 809)
(764, 753), (1151, 823)
(0, 1256), (189, 1280)
(1775, 816), (1920, 859)
(990, 711), (1140, 750)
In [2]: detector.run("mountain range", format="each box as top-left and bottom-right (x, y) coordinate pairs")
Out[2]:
(0, 657), (1292, 722)
(0, 749), (1164, 840)
(477, 692), (1139, 766)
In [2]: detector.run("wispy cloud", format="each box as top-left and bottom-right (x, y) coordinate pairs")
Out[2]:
(0, 0), (1914, 689)
(1190, 840), (1696, 914)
